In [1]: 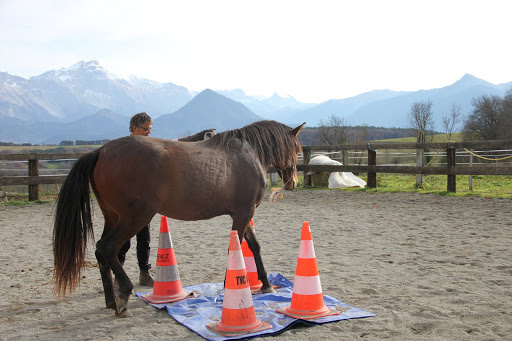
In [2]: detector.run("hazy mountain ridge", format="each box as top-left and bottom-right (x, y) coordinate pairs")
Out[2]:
(1, 61), (511, 144)
(281, 89), (410, 127)
(217, 89), (315, 119)
(347, 74), (512, 128)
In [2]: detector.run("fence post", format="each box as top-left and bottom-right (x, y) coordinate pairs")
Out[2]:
(303, 148), (311, 187)
(28, 158), (40, 201)
(342, 150), (348, 166)
(469, 150), (473, 191)
(447, 147), (456, 192)
(416, 148), (424, 187)
(367, 147), (377, 188)
(416, 130), (425, 187)
(270, 173), (278, 186)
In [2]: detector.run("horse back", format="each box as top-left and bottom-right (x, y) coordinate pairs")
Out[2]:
(92, 136), (267, 221)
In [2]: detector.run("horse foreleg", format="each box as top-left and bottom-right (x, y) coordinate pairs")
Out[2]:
(243, 224), (275, 293)
(95, 249), (116, 310)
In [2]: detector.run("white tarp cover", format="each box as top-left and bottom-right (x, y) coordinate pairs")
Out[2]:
(309, 155), (367, 189)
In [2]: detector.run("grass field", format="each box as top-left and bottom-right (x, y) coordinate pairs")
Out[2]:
(354, 173), (512, 198)
(3, 173), (510, 206)
(294, 173), (512, 199)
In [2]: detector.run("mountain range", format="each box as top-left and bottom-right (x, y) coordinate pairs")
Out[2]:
(1, 60), (511, 144)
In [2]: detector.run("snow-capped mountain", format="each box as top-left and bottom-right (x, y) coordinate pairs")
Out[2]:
(1, 60), (192, 122)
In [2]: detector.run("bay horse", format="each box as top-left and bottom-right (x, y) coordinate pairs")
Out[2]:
(53, 120), (305, 316)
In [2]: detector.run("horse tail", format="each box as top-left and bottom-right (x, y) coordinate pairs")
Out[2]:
(53, 149), (100, 298)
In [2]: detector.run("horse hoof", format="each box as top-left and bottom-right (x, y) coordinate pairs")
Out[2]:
(115, 308), (133, 318)
(114, 296), (128, 315)
(261, 287), (276, 294)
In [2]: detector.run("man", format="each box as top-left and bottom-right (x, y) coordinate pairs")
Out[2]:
(117, 112), (154, 286)
(118, 113), (215, 286)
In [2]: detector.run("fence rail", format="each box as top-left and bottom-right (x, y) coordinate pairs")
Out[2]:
(2, 140), (512, 200)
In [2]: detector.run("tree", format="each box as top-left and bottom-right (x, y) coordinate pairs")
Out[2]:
(442, 104), (463, 141)
(317, 114), (348, 145)
(59, 140), (74, 146)
(407, 100), (434, 135)
(498, 89), (512, 139)
(463, 94), (503, 140)
(407, 100), (434, 187)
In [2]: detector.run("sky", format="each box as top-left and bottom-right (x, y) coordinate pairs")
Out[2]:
(1, 0), (511, 103)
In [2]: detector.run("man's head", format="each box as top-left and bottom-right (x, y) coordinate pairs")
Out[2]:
(129, 112), (153, 136)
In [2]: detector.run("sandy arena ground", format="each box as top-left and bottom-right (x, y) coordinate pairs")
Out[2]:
(0, 190), (511, 340)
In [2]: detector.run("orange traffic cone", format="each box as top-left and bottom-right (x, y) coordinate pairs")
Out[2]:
(207, 230), (272, 336)
(241, 219), (263, 293)
(141, 216), (189, 304)
(277, 221), (340, 319)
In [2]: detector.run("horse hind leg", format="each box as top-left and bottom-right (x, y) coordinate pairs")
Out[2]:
(95, 208), (118, 311)
(95, 226), (134, 317)
(95, 249), (116, 310)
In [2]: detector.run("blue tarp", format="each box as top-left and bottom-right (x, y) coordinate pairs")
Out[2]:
(137, 273), (375, 340)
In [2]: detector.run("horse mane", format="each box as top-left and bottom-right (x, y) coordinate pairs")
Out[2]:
(208, 120), (301, 168)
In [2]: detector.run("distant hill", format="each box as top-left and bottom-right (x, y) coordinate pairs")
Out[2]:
(0, 109), (128, 144)
(298, 126), (417, 145)
(153, 89), (263, 139)
(48, 109), (128, 143)
(275, 89), (409, 127)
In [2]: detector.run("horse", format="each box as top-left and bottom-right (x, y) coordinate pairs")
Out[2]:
(177, 128), (216, 141)
(53, 120), (305, 316)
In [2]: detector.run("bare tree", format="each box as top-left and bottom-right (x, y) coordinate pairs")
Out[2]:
(317, 114), (348, 145)
(407, 100), (434, 135)
(463, 94), (502, 140)
(442, 103), (463, 140)
(350, 124), (371, 143)
(407, 100), (434, 187)
(350, 125), (371, 166)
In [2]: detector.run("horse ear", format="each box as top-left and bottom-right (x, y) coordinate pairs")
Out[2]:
(290, 122), (306, 137)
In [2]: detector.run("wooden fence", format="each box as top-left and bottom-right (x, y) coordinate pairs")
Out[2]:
(300, 140), (512, 190)
(1, 140), (512, 200)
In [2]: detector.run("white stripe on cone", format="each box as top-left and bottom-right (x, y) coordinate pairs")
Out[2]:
(298, 240), (316, 258)
(227, 249), (245, 270)
(292, 275), (323, 295)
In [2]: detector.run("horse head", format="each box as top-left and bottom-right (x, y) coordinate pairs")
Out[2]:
(275, 122), (305, 190)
